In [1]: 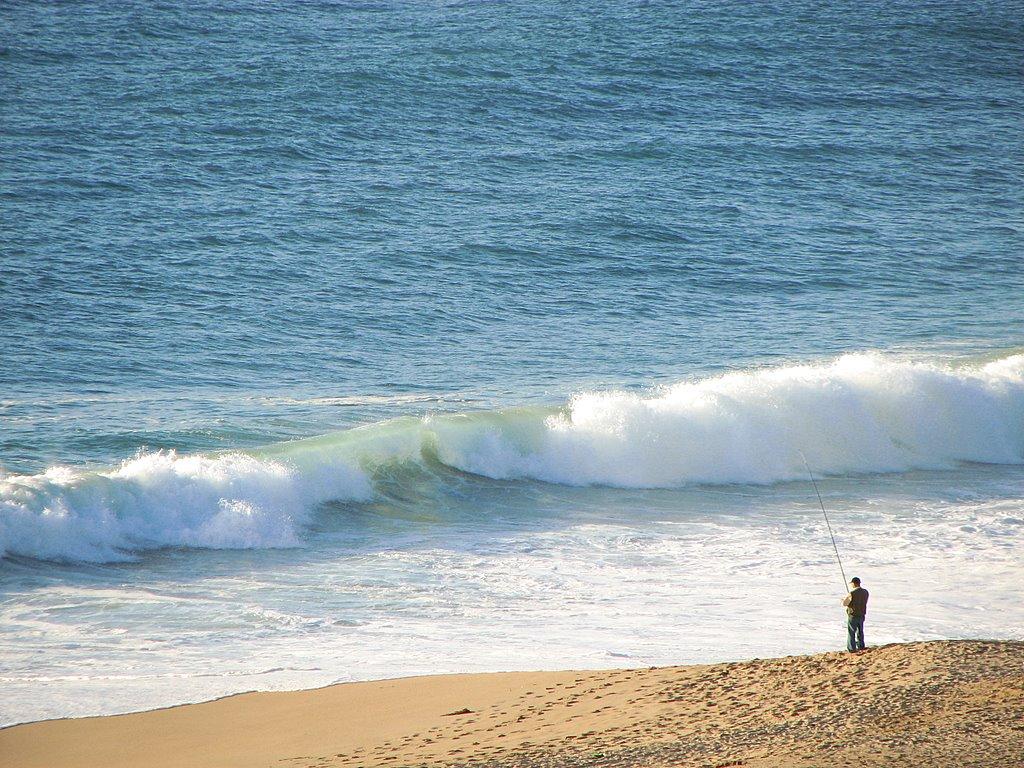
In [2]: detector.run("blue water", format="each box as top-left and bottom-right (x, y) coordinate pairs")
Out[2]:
(2, 0), (1023, 725)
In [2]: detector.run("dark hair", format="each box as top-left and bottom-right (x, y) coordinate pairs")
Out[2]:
(851, 577), (861, 585)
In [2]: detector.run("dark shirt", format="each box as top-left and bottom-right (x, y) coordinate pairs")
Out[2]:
(844, 587), (869, 617)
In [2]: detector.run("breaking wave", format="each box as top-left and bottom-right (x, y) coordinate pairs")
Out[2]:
(2, 352), (1023, 562)
(0, 451), (371, 562)
(434, 352), (1024, 485)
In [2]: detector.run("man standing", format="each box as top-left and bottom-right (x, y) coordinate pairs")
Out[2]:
(842, 577), (869, 652)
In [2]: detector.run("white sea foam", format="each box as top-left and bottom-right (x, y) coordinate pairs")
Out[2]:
(0, 451), (370, 562)
(433, 353), (1024, 485)
(4, 487), (1022, 725)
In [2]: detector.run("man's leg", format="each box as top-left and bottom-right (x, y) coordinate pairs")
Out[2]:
(847, 617), (857, 652)
(856, 617), (866, 650)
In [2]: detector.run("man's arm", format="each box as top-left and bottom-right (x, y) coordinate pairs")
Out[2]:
(842, 593), (851, 606)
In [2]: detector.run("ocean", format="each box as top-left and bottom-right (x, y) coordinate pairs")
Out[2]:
(2, 0), (1023, 726)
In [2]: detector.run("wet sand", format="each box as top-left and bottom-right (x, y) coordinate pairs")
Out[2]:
(2, 640), (1021, 768)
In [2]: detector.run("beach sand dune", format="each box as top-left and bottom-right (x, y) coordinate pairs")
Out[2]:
(2, 640), (1021, 768)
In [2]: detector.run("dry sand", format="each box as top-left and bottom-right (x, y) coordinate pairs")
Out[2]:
(2, 640), (1021, 768)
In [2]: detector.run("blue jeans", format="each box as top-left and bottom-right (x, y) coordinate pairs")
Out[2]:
(847, 615), (865, 651)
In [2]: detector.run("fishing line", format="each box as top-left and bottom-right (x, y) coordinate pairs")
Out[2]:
(798, 450), (849, 593)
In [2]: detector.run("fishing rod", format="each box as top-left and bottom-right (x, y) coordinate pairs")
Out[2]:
(798, 450), (849, 594)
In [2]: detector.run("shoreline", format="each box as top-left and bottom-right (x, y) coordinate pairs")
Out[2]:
(2, 640), (1022, 767)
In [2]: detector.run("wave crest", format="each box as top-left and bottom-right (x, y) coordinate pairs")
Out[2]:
(0, 451), (370, 562)
(432, 353), (1024, 485)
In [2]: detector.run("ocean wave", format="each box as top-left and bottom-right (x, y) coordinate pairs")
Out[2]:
(3, 352), (1023, 563)
(0, 451), (370, 562)
(433, 353), (1024, 485)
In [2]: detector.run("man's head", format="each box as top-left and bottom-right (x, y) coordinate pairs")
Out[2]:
(850, 577), (861, 588)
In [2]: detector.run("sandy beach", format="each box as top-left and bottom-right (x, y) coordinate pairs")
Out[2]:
(2, 639), (1021, 768)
